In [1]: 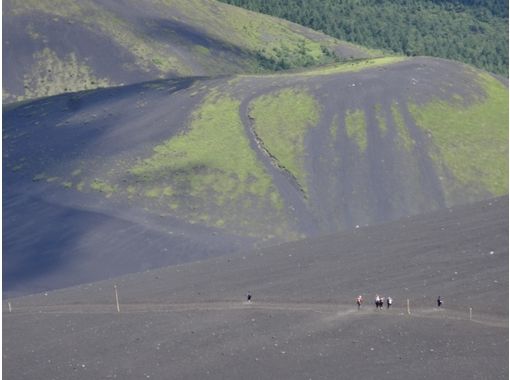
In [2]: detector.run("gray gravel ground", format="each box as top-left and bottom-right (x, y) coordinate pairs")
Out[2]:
(4, 197), (507, 379)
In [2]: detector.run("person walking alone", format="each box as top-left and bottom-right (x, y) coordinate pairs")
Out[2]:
(356, 295), (363, 310)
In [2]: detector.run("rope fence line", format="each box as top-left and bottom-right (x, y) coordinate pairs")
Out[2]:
(3, 301), (507, 328)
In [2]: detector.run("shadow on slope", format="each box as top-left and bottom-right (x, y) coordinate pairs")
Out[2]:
(3, 193), (254, 297)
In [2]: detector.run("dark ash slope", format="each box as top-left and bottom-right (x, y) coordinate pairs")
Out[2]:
(3, 197), (508, 380)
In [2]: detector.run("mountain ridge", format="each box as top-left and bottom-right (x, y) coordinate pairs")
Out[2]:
(3, 0), (377, 103)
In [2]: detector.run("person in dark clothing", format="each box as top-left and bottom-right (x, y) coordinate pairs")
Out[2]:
(437, 296), (442, 307)
(247, 292), (252, 303)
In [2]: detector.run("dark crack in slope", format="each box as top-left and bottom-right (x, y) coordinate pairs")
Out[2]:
(239, 93), (319, 236)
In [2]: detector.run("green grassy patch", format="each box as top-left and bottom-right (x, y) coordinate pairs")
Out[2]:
(374, 104), (388, 135)
(145, 187), (162, 198)
(36, 1), (186, 73)
(90, 179), (117, 195)
(71, 168), (82, 177)
(163, 186), (174, 197)
(241, 56), (407, 78)
(409, 71), (508, 199)
(329, 114), (339, 142)
(391, 102), (414, 151)
(130, 92), (285, 231)
(32, 172), (46, 182)
(176, 0), (340, 70)
(345, 109), (367, 152)
(11, 164), (25, 172)
(22, 48), (112, 101)
(192, 45), (211, 56)
(249, 88), (320, 195)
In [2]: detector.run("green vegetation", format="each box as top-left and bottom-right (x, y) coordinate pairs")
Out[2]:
(130, 92), (286, 231)
(32, 172), (46, 182)
(90, 179), (117, 195)
(71, 168), (82, 177)
(345, 109), (367, 152)
(7, 0), (364, 102)
(409, 71), (508, 199)
(254, 40), (338, 71)
(145, 188), (162, 198)
(220, 0), (508, 76)
(22, 48), (111, 101)
(192, 45), (211, 56)
(249, 88), (320, 194)
(391, 103), (414, 151)
(170, 0), (345, 71)
(329, 114), (339, 141)
(242, 57), (407, 78)
(374, 104), (388, 135)
(10, 0), (189, 77)
(11, 164), (25, 172)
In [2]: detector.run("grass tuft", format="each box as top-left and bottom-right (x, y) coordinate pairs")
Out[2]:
(345, 109), (367, 152)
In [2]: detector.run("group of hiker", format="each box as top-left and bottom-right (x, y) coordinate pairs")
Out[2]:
(245, 292), (443, 309)
(356, 294), (443, 310)
(356, 295), (392, 310)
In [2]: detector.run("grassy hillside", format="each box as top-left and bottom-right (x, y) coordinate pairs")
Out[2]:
(4, 56), (508, 294)
(409, 70), (508, 202)
(3, 0), (377, 103)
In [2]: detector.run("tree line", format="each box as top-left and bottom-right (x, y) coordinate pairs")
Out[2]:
(220, 0), (508, 76)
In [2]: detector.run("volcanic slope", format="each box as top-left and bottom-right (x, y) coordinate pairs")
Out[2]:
(4, 56), (508, 295)
(3, 0), (375, 103)
(3, 196), (508, 380)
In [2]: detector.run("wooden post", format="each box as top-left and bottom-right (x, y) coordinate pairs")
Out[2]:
(114, 285), (120, 313)
(407, 299), (410, 315)
(469, 307), (472, 321)
(8, 302), (12, 313)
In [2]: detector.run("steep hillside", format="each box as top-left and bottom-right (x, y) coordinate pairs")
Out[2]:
(3, 197), (508, 379)
(4, 56), (508, 295)
(2, 0), (376, 103)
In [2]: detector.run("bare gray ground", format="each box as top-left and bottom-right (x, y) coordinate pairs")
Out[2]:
(3, 197), (508, 379)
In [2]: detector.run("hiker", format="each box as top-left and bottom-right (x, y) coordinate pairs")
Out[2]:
(386, 297), (392, 309)
(437, 296), (442, 308)
(356, 295), (363, 310)
(375, 295), (381, 309)
(380, 296), (385, 309)
(247, 292), (252, 303)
